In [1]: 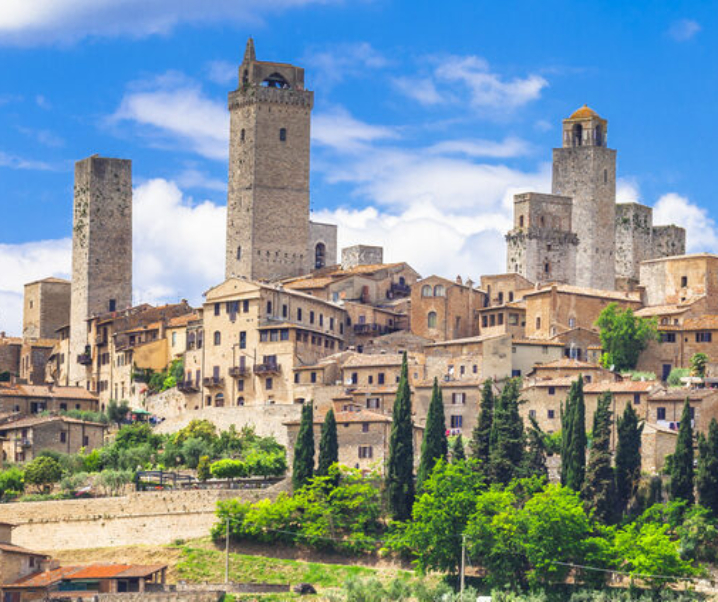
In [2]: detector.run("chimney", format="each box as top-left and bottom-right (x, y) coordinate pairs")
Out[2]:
(456, 276), (463, 285)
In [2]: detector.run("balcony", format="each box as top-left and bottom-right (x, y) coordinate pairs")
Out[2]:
(203, 377), (225, 388)
(353, 323), (395, 336)
(229, 366), (251, 378)
(389, 282), (411, 297)
(17, 438), (31, 447)
(95, 335), (108, 346)
(254, 363), (281, 375)
(77, 353), (92, 366)
(178, 380), (199, 393)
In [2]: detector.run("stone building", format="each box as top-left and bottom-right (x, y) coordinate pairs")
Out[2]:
(225, 38), (337, 281)
(0, 416), (105, 463)
(22, 278), (70, 341)
(639, 254), (718, 311)
(0, 384), (98, 416)
(410, 276), (485, 342)
(69, 155), (133, 387)
(0, 336), (21, 379)
(506, 106), (685, 290)
(18, 339), (56, 386)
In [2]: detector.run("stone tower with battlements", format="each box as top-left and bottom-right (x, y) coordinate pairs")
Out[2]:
(225, 39), (336, 281)
(69, 155), (132, 386)
(552, 106), (617, 289)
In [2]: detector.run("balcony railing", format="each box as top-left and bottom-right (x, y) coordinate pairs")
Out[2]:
(389, 282), (411, 297)
(77, 353), (92, 366)
(228, 366), (251, 378)
(353, 323), (395, 336)
(95, 335), (108, 346)
(17, 438), (31, 447)
(178, 380), (199, 393)
(254, 363), (281, 375)
(203, 377), (225, 388)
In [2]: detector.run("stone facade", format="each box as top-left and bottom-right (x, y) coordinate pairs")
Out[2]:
(505, 193), (578, 284)
(341, 245), (384, 270)
(22, 278), (71, 340)
(639, 254), (718, 310)
(0, 384), (98, 417)
(307, 221), (337, 270)
(225, 39), (337, 281)
(615, 203), (687, 286)
(69, 156), (133, 387)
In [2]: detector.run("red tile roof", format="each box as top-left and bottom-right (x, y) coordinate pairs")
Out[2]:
(4, 564), (166, 589)
(0, 384), (97, 401)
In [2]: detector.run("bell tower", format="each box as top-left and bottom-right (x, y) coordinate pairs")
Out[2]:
(552, 105), (616, 290)
(225, 38), (313, 281)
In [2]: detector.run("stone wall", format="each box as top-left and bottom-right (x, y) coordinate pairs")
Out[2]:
(0, 487), (285, 551)
(615, 202), (653, 283)
(308, 221), (337, 271)
(152, 405), (302, 447)
(652, 225), (686, 259)
(341, 245), (384, 269)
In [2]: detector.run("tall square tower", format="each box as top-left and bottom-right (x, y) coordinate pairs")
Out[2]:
(225, 39), (313, 281)
(69, 155), (132, 385)
(552, 106), (616, 290)
(23, 278), (71, 340)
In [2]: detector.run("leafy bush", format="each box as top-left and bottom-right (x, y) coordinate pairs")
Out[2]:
(181, 437), (213, 469)
(667, 368), (690, 387)
(97, 469), (134, 496)
(25, 456), (62, 493)
(60, 472), (90, 493)
(210, 459), (248, 479)
(0, 466), (24, 500)
(174, 419), (217, 445)
(196, 456), (211, 482)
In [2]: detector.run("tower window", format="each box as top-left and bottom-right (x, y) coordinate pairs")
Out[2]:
(519, 215), (524, 228)
(108, 299), (116, 312)
(544, 262), (550, 274)
(603, 169), (607, 184)
(596, 124), (603, 146)
(572, 124), (583, 147)
(236, 246), (242, 260)
(279, 128), (287, 142)
(315, 242), (326, 269)
(427, 311), (437, 329)
(240, 129), (245, 143)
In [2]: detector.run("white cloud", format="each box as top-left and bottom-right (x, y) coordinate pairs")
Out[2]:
(427, 137), (531, 159)
(205, 60), (237, 86)
(616, 178), (641, 203)
(653, 193), (718, 253)
(175, 168), (227, 192)
(0, 238), (72, 335)
(0, 0), (338, 45)
(0, 150), (60, 171)
(396, 55), (548, 115)
(313, 107), (398, 152)
(668, 19), (701, 42)
(111, 73), (228, 160)
(17, 127), (65, 148)
(305, 42), (389, 88)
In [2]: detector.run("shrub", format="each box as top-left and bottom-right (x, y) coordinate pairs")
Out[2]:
(60, 472), (90, 493)
(181, 437), (213, 469)
(173, 419), (217, 445)
(25, 457), (62, 493)
(97, 469), (133, 496)
(667, 368), (690, 387)
(0, 466), (24, 500)
(114, 423), (160, 449)
(197, 456), (211, 482)
(210, 459), (248, 480)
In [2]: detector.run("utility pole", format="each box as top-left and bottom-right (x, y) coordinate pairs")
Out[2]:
(225, 515), (230, 584)
(460, 533), (466, 600)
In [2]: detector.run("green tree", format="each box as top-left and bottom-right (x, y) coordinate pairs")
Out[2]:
(450, 436), (466, 463)
(396, 459), (484, 574)
(670, 398), (695, 505)
(469, 379), (494, 465)
(488, 379), (525, 485)
(0, 466), (24, 500)
(581, 392), (617, 524)
(114, 423), (161, 449)
(416, 378), (448, 489)
(595, 302), (658, 371)
(615, 403), (643, 516)
(173, 419), (217, 445)
(24, 456), (62, 494)
(561, 376), (586, 491)
(292, 403), (315, 490)
(697, 418), (718, 515)
(196, 455), (211, 482)
(523, 415), (548, 480)
(690, 352), (709, 378)
(107, 399), (130, 427)
(386, 352), (415, 521)
(316, 408), (338, 478)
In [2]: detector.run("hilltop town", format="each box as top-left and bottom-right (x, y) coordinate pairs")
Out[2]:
(1, 38), (718, 600)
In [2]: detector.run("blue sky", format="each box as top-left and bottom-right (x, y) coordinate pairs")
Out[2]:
(0, 0), (716, 334)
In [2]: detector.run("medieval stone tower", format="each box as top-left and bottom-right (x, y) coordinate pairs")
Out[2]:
(225, 39), (336, 282)
(69, 155), (132, 385)
(552, 106), (617, 289)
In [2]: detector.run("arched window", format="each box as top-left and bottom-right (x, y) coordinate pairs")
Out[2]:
(434, 285), (445, 297)
(279, 128), (287, 142)
(509, 292), (514, 302)
(422, 285), (433, 297)
(262, 73), (290, 88)
(237, 397), (245, 406)
(315, 242), (326, 269)
(572, 124), (583, 147)
(498, 292), (504, 304)
(595, 124), (603, 146)
(214, 331), (221, 346)
(399, 276), (406, 286)
(236, 246), (242, 260)
(215, 393), (225, 408)
(428, 311), (438, 329)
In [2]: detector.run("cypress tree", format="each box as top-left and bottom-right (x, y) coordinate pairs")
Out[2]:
(582, 392), (617, 524)
(417, 378), (448, 488)
(317, 408), (339, 478)
(670, 398), (695, 505)
(697, 419), (718, 515)
(488, 379), (524, 485)
(387, 352), (415, 521)
(292, 403), (315, 490)
(615, 403), (643, 516)
(451, 436), (466, 463)
(470, 379), (494, 466)
(523, 415), (548, 480)
(562, 376), (587, 491)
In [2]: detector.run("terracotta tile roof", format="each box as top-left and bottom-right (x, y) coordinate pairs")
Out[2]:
(117, 321), (162, 335)
(113, 565), (167, 578)
(0, 543), (48, 557)
(285, 408), (393, 425)
(635, 305), (691, 318)
(534, 359), (602, 370)
(4, 564), (166, 589)
(25, 277), (70, 286)
(524, 378), (575, 388)
(0, 415), (106, 431)
(584, 381), (658, 393)
(349, 386), (398, 395)
(426, 333), (508, 347)
(22, 338), (58, 348)
(524, 284), (642, 302)
(683, 316), (718, 330)
(4, 566), (78, 589)
(648, 388), (718, 401)
(415, 378), (484, 388)
(167, 313), (199, 328)
(0, 385), (97, 401)
(343, 353), (411, 368)
(284, 276), (336, 290)
(0, 337), (23, 346)
(512, 338), (564, 347)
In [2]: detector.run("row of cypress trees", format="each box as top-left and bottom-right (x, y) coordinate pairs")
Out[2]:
(292, 403), (339, 490)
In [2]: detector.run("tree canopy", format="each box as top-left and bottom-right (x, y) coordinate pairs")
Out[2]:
(595, 303), (657, 371)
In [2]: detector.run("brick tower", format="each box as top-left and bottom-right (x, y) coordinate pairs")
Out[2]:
(69, 155), (133, 386)
(225, 38), (314, 281)
(552, 106), (616, 289)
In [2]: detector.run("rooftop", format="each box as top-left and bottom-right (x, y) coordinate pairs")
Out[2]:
(0, 384), (97, 401)
(0, 415), (106, 431)
(525, 284), (641, 302)
(567, 105), (601, 120)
